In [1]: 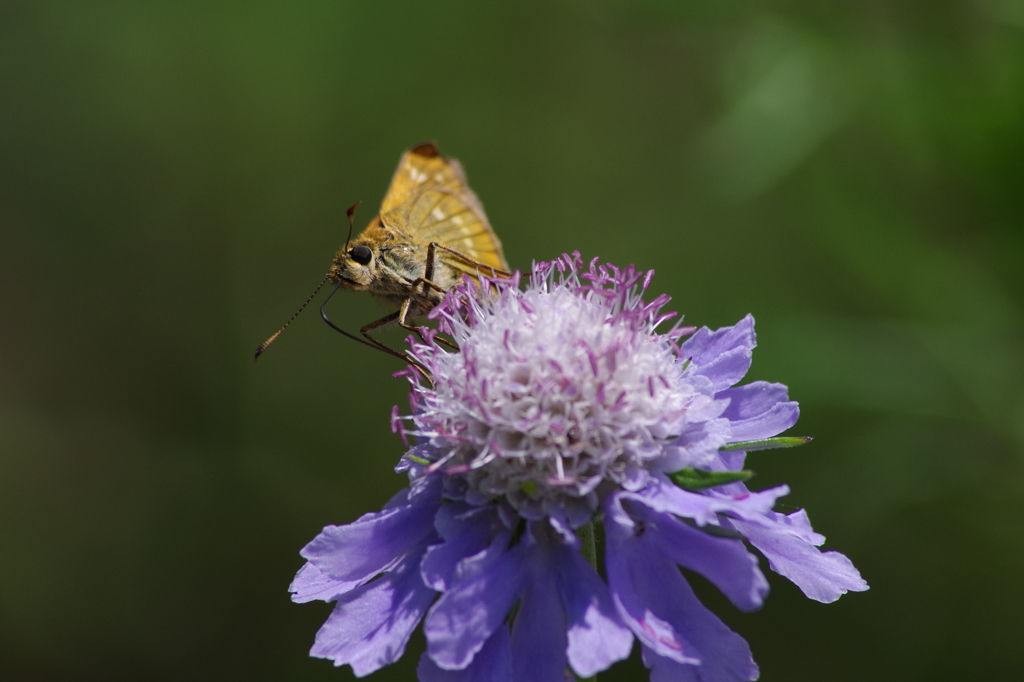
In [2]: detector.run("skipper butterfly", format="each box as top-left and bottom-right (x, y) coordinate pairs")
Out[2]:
(256, 143), (509, 363)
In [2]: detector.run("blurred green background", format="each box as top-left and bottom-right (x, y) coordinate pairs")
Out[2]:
(2, 1), (1023, 680)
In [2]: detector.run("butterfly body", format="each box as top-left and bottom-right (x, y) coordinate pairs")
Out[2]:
(328, 219), (432, 306)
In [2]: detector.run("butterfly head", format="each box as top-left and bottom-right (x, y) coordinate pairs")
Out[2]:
(329, 241), (378, 289)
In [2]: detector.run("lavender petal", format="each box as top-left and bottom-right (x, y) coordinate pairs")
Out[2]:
(718, 381), (800, 441)
(681, 315), (756, 393)
(417, 625), (513, 682)
(289, 562), (362, 604)
(630, 501), (769, 612)
(553, 537), (634, 676)
(643, 637), (759, 682)
(729, 516), (869, 603)
(301, 476), (441, 583)
(422, 504), (507, 591)
(309, 551), (436, 677)
(511, 551), (569, 682)
(425, 539), (527, 670)
(605, 510), (757, 679)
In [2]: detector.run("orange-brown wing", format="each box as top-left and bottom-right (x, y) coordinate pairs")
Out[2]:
(378, 143), (508, 273)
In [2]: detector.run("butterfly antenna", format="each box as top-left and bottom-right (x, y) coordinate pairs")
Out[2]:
(343, 201), (359, 252)
(254, 273), (332, 361)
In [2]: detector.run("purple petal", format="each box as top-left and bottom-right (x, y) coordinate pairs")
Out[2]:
(719, 381), (788, 421)
(434, 502), (500, 542)
(289, 562), (362, 604)
(718, 381), (800, 441)
(629, 501), (768, 612)
(425, 539), (527, 670)
(604, 500), (757, 677)
(661, 417), (732, 471)
(729, 516), (869, 603)
(781, 508), (826, 544)
(309, 551), (436, 677)
(422, 505), (508, 591)
(301, 476), (442, 583)
(511, 552), (568, 682)
(643, 639), (759, 682)
(719, 504), (825, 547)
(417, 626), (513, 682)
(642, 647), (701, 682)
(681, 315), (756, 393)
(716, 448), (748, 471)
(423, 526), (515, 592)
(602, 500), (699, 663)
(635, 476), (789, 527)
(728, 400), (799, 442)
(553, 539), (634, 676)
(684, 392), (730, 422)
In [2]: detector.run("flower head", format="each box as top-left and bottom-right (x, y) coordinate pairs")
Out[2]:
(291, 254), (867, 682)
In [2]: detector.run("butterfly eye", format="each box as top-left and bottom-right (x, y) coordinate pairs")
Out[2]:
(349, 245), (372, 265)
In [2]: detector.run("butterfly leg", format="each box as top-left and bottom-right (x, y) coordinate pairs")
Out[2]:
(358, 311), (436, 386)
(424, 242), (512, 300)
(394, 293), (460, 351)
(416, 241), (512, 351)
(424, 242), (511, 281)
(360, 311), (403, 346)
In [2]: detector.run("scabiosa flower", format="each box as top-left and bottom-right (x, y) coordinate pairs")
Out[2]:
(291, 253), (867, 682)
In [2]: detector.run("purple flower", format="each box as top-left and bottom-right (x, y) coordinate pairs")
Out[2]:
(291, 253), (868, 681)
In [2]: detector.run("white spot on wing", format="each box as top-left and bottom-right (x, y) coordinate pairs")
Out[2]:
(451, 216), (463, 225)
(408, 166), (428, 184)
(431, 207), (446, 221)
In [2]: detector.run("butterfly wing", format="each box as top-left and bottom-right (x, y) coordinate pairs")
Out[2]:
(378, 143), (509, 274)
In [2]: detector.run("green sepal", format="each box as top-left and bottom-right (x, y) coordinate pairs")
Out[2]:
(666, 467), (753, 491)
(720, 436), (812, 452)
(406, 453), (431, 465)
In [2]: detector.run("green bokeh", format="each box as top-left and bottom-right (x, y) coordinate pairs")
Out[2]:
(2, 1), (1022, 680)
